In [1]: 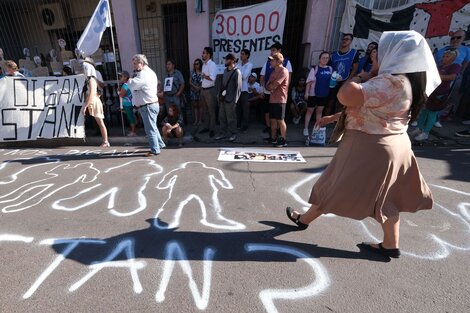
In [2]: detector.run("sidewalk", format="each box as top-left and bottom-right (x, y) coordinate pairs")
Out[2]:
(2, 117), (470, 149)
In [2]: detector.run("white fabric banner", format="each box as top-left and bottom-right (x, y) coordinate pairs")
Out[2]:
(340, 0), (470, 53)
(0, 75), (86, 142)
(212, 0), (287, 68)
(76, 0), (112, 57)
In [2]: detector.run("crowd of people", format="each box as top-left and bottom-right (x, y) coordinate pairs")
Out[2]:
(1, 28), (470, 154)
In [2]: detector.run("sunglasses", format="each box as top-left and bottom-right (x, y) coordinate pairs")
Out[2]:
(451, 36), (462, 40)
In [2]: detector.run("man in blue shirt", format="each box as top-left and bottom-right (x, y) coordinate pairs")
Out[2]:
(435, 29), (469, 72)
(326, 33), (359, 115)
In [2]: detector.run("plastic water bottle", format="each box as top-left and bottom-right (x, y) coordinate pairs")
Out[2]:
(329, 71), (338, 88)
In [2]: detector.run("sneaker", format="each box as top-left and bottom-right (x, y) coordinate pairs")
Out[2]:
(455, 129), (470, 137)
(263, 126), (271, 133)
(414, 132), (429, 141)
(408, 128), (421, 138)
(303, 128), (309, 136)
(434, 121), (442, 128)
(127, 132), (137, 137)
(215, 133), (226, 140)
(275, 137), (287, 147)
(292, 116), (301, 125)
(229, 134), (237, 142)
(410, 121), (418, 127)
(462, 120), (470, 125)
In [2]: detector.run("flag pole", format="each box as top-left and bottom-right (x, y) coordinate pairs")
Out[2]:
(108, 1), (126, 137)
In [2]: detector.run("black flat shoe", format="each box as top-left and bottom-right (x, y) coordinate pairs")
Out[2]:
(360, 242), (401, 258)
(286, 207), (309, 230)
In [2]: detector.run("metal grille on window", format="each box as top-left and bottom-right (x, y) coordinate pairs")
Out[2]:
(135, 0), (190, 84)
(0, 0), (123, 127)
(0, 0), (121, 80)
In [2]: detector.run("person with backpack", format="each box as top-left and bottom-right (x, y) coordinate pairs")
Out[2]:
(81, 57), (109, 147)
(304, 51), (333, 137)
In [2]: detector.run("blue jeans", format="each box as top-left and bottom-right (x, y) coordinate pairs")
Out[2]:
(139, 103), (165, 154)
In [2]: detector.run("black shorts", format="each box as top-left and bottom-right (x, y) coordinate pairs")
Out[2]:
(269, 103), (286, 120)
(307, 96), (328, 108)
(263, 93), (271, 114)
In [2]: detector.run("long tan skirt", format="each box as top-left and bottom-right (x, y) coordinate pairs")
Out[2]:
(309, 129), (433, 223)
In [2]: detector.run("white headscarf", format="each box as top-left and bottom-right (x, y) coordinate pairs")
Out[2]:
(378, 30), (441, 96)
(82, 61), (96, 78)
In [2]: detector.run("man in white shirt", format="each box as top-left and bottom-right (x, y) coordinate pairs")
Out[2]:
(260, 43), (293, 136)
(199, 47), (218, 137)
(126, 54), (165, 156)
(236, 49), (253, 131)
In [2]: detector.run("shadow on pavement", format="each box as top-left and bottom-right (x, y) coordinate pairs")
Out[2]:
(413, 147), (470, 183)
(6, 151), (148, 164)
(50, 219), (391, 265)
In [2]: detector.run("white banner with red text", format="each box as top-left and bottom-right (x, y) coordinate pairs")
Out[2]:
(0, 75), (86, 142)
(212, 0), (287, 68)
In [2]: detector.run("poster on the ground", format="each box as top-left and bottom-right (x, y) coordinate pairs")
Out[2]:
(0, 75), (86, 142)
(211, 0), (287, 68)
(218, 148), (306, 163)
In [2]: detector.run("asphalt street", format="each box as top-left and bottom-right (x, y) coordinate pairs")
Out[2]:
(0, 145), (469, 313)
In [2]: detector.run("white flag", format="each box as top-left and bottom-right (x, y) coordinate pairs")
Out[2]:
(76, 0), (112, 57)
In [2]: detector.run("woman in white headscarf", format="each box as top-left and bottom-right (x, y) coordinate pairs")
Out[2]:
(82, 57), (109, 147)
(286, 31), (441, 259)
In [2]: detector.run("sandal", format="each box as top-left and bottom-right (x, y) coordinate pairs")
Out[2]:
(286, 207), (308, 230)
(100, 141), (110, 147)
(360, 242), (401, 258)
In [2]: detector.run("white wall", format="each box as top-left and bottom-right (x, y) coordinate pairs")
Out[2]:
(111, 0), (141, 73)
(186, 0), (211, 72)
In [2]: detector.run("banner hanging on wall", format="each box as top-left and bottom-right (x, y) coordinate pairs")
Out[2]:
(212, 0), (287, 68)
(340, 0), (470, 53)
(0, 75), (86, 142)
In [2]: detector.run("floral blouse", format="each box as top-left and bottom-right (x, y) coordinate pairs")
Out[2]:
(346, 74), (412, 135)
